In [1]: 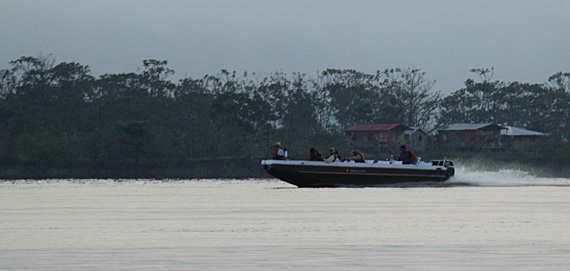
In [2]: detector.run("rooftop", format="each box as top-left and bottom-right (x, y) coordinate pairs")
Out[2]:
(438, 123), (504, 131)
(345, 123), (410, 132)
(501, 126), (547, 136)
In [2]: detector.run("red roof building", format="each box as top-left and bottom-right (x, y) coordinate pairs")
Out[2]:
(344, 123), (411, 153)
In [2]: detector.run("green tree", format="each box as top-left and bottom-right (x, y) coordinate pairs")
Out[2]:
(375, 68), (441, 128)
(438, 79), (506, 125)
(547, 72), (570, 93)
(117, 121), (154, 167)
(0, 55), (95, 163)
(322, 69), (378, 128)
(139, 59), (176, 98)
(438, 70), (569, 141)
(172, 77), (216, 159)
(278, 74), (322, 154)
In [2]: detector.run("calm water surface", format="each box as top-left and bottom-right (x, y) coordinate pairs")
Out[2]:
(2, 167), (570, 270)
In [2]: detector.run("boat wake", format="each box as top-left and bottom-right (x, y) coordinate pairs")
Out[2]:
(442, 166), (570, 187)
(358, 166), (570, 188)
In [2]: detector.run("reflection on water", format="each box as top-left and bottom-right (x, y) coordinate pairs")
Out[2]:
(1, 170), (570, 270)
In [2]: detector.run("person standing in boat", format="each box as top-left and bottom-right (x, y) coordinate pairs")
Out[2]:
(324, 147), (341, 163)
(271, 142), (286, 160)
(343, 149), (365, 163)
(397, 145), (417, 164)
(309, 147), (324, 161)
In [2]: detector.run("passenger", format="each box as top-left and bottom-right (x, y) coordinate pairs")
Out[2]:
(324, 148), (341, 163)
(309, 147), (324, 161)
(334, 148), (341, 161)
(397, 145), (417, 164)
(343, 149), (365, 163)
(271, 142), (286, 160)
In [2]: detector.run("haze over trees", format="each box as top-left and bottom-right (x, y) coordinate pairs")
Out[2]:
(1, 56), (569, 177)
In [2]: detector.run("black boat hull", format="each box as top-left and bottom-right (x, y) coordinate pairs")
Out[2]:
(263, 160), (454, 187)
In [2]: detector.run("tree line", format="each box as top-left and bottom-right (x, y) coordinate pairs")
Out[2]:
(0, 56), (569, 177)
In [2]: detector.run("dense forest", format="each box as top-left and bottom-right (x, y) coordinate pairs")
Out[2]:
(1, 56), (569, 179)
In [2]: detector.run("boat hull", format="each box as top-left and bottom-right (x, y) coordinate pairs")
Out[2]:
(262, 160), (454, 187)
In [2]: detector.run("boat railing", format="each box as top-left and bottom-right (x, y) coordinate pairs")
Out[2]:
(262, 158), (448, 168)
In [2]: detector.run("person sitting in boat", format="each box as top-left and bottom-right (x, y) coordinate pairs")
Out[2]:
(396, 145), (417, 164)
(309, 147), (324, 161)
(271, 142), (286, 160)
(324, 147), (341, 163)
(343, 149), (365, 163)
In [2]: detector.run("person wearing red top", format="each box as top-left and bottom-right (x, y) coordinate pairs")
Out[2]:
(397, 145), (417, 164)
(271, 142), (286, 160)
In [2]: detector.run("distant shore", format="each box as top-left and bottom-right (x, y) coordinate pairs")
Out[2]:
(0, 158), (267, 180)
(1, 155), (568, 180)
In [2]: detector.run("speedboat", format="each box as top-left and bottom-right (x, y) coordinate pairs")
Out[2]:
(261, 158), (455, 187)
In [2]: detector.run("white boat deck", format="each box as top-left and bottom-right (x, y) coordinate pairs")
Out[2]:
(261, 158), (444, 170)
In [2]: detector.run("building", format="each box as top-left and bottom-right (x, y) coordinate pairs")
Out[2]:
(406, 127), (428, 151)
(344, 123), (411, 154)
(436, 123), (505, 151)
(501, 126), (547, 150)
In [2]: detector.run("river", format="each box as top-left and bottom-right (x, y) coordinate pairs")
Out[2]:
(1, 166), (570, 270)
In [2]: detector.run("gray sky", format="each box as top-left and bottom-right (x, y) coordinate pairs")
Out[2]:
(1, 0), (569, 93)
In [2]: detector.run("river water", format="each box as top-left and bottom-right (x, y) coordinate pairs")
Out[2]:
(2, 166), (570, 270)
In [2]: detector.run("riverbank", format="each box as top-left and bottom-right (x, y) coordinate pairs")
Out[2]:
(1, 155), (569, 180)
(0, 158), (268, 180)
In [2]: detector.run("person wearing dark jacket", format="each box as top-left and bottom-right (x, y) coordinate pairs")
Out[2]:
(309, 147), (324, 161)
(397, 145), (417, 164)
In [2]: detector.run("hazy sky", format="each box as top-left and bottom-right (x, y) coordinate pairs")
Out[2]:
(2, 0), (569, 93)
